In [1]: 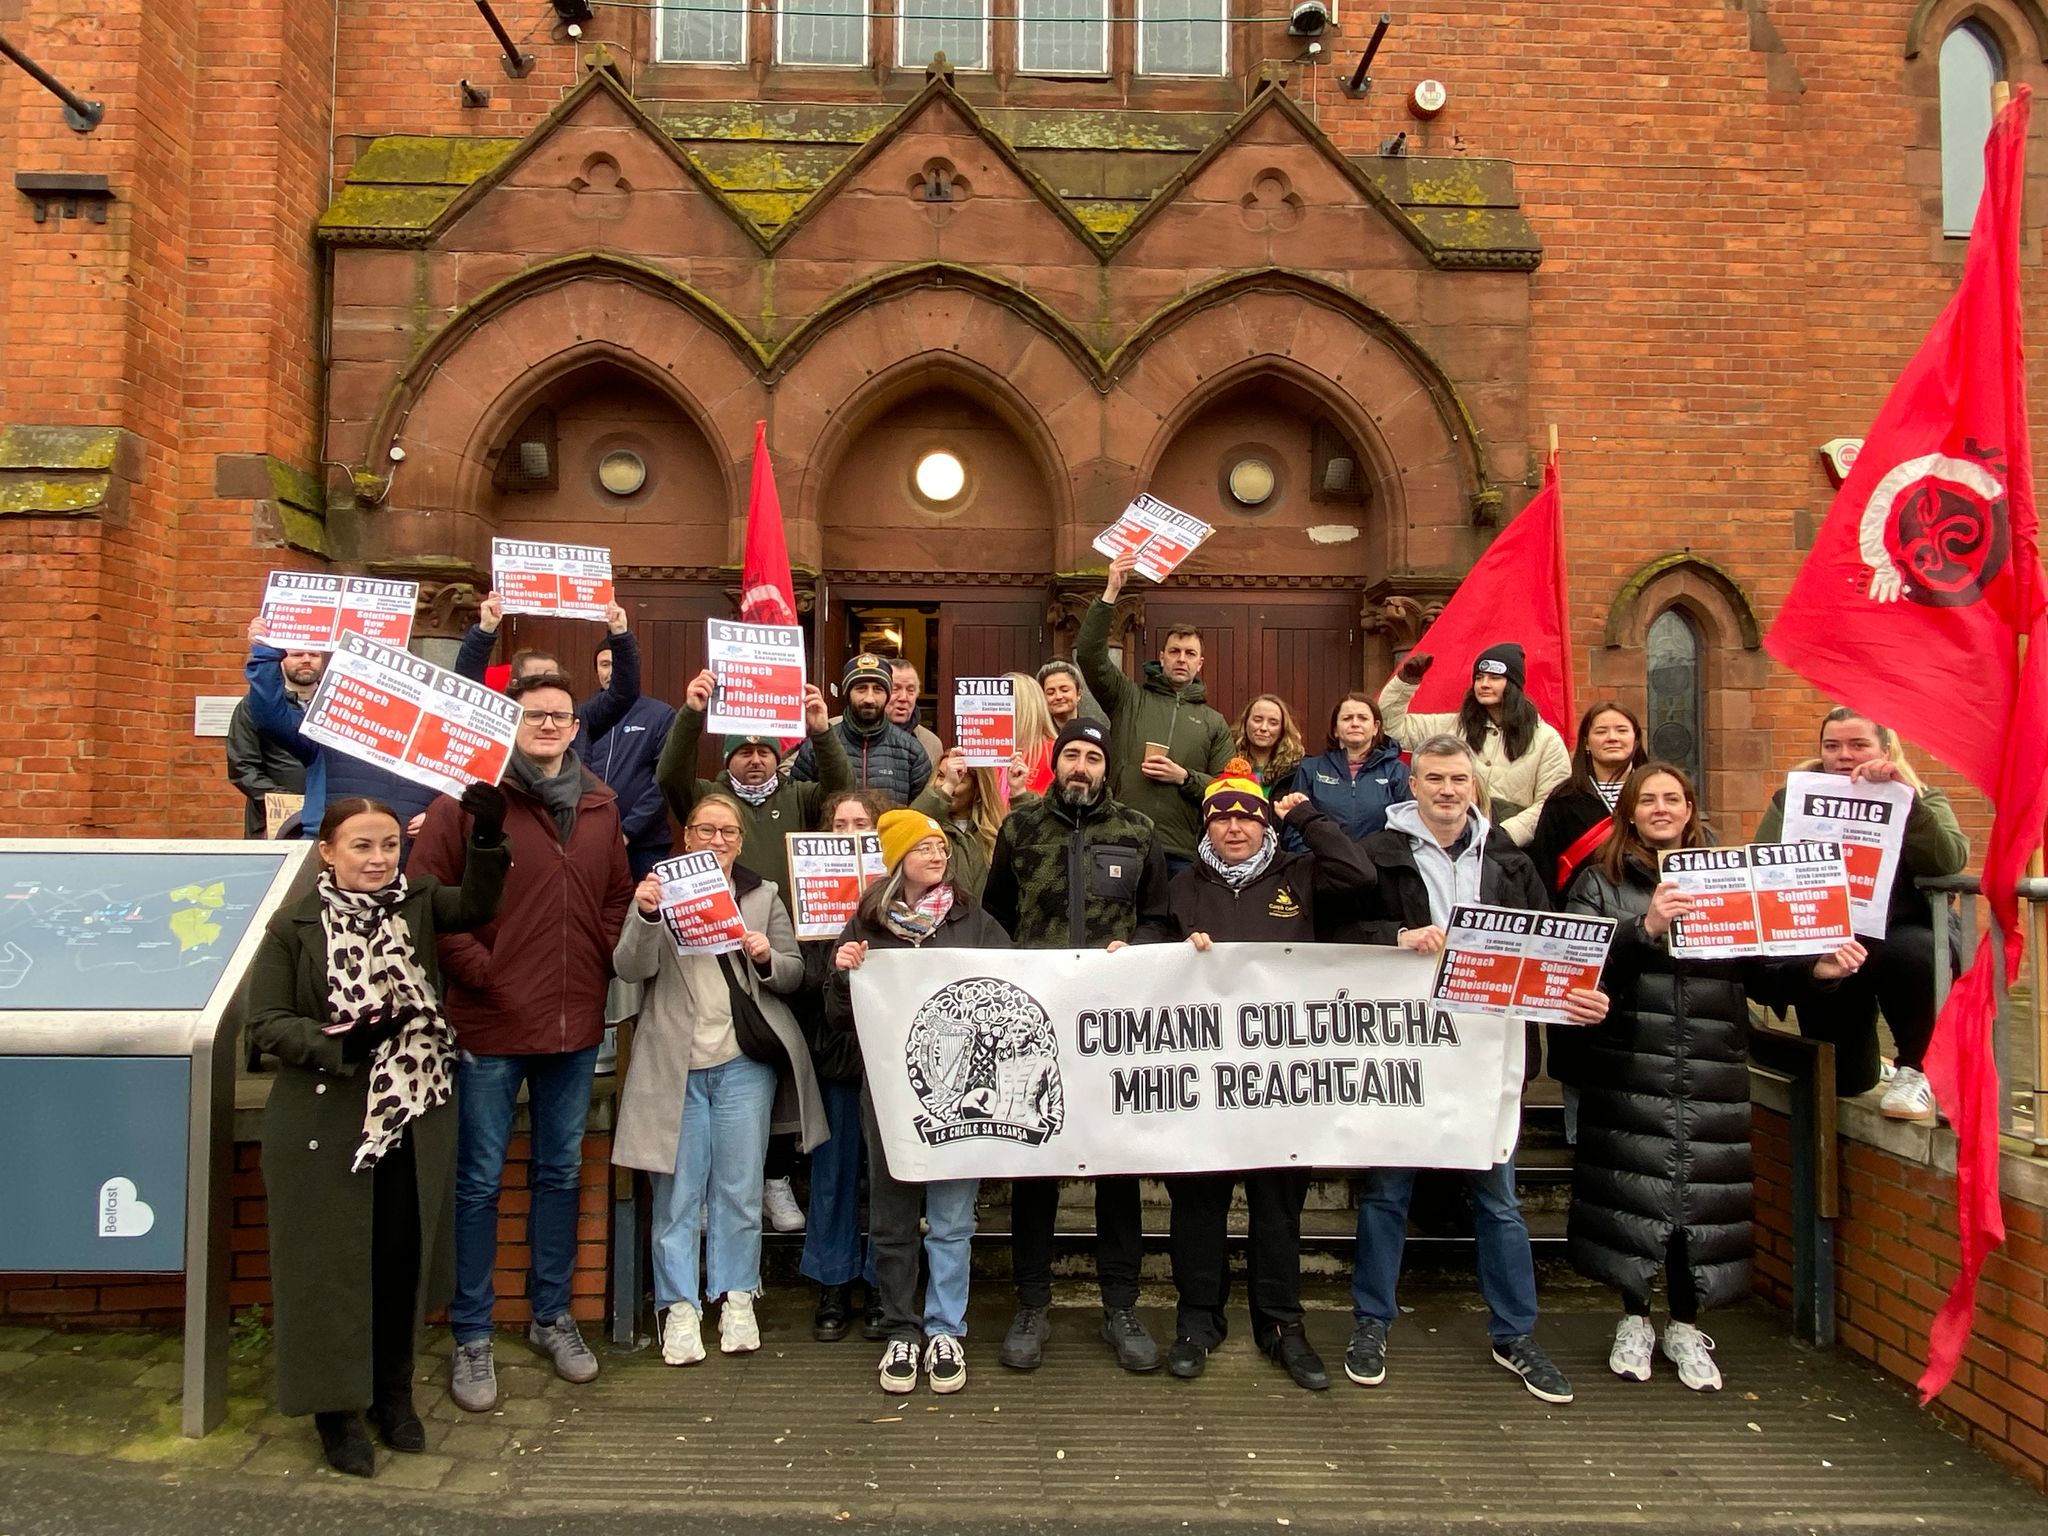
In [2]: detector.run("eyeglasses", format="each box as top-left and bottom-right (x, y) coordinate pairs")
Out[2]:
(519, 710), (575, 726)
(687, 824), (744, 843)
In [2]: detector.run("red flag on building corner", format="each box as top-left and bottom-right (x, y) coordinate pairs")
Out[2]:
(1765, 85), (2042, 1401)
(1397, 449), (1577, 736)
(740, 420), (799, 627)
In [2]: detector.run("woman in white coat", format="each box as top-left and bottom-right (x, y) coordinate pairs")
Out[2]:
(612, 790), (825, 1365)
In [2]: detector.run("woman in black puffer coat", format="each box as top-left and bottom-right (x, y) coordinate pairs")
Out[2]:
(1565, 763), (1863, 1394)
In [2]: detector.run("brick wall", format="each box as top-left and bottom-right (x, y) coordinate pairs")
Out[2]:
(1754, 1088), (2048, 1493)
(0, 1134), (613, 1332)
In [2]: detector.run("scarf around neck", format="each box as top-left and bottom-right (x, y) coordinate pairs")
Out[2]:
(316, 871), (455, 1172)
(728, 772), (778, 807)
(883, 882), (955, 945)
(1199, 827), (1279, 889)
(509, 751), (582, 842)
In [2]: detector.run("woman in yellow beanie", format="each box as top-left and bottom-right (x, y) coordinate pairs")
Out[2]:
(827, 808), (1013, 1396)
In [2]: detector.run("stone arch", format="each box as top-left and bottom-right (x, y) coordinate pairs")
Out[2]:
(1597, 553), (1772, 828)
(1110, 272), (1501, 578)
(772, 280), (1090, 571)
(1906, 0), (2048, 60)
(362, 259), (765, 569)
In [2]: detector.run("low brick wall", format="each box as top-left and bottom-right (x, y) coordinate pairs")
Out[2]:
(0, 1107), (615, 1332)
(1754, 1076), (2048, 1493)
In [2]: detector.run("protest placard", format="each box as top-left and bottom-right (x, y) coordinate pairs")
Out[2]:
(786, 833), (884, 941)
(1781, 771), (1914, 938)
(300, 633), (521, 796)
(490, 539), (614, 621)
(954, 676), (1016, 767)
(259, 573), (420, 651)
(1431, 904), (1617, 1026)
(852, 943), (1522, 1181)
(1663, 842), (1855, 959)
(1090, 492), (1215, 582)
(262, 792), (304, 841)
(652, 851), (747, 955)
(705, 619), (807, 737)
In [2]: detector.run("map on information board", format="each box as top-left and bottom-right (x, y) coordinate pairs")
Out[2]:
(0, 852), (291, 1012)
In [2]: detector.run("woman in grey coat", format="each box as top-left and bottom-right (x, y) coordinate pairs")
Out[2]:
(244, 787), (507, 1477)
(612, 790), (824, 1368)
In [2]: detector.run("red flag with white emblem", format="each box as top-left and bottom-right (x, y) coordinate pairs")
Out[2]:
(1765, 85), (2042, 1400)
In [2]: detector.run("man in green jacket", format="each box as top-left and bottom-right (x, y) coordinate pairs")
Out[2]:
(657, 669), (852, 906)
(1075, 550), (1235, 874)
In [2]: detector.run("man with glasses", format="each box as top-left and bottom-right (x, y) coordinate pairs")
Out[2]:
(411, 672), (634, 1415)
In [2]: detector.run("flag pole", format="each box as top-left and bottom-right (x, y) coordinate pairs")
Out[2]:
(1547, 422), (1559, 458)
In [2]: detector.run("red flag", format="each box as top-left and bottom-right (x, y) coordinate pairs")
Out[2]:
(1398, 450), (1577, 735)
(1765, 85), (2042, 1400)
(740, 420), (799, 627)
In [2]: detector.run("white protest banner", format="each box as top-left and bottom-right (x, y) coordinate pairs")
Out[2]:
(1781, 771), (1914, 939)
(1431, 904), (1616, 1027)
(954, 676), (1015, 767)
(1090, 492), (1215, 582)
(787, 833), (876, 941)
(705, 619), (807, 737)
(1664, 843), (1855, 959)
(261, 572), (345, 648)
(653, 851), (746, 955)
(300, 633), (520, 796)
(491, 538), (615, 621)
(261, 573), (420, 651)
(851, 943), (1522, 1181)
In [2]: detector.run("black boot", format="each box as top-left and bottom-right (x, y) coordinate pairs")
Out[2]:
(314, 1410), (375, 1476)
(367, 1381), (426, 1453)
(813, 1283), (852, 1342)
(860, 1283), (887, 1343)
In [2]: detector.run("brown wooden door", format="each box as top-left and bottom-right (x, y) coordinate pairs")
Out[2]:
(937, 598), (1050, 737)
(1140, 592), (1361, 732)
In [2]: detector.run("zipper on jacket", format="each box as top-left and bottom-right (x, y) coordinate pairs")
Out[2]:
(1068, 814), (1088, 947)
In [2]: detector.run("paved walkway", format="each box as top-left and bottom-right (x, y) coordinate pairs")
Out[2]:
(0, 1281), (2042, 1534)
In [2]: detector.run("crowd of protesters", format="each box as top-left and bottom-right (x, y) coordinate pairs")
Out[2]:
(236, 551), (1951, 1476)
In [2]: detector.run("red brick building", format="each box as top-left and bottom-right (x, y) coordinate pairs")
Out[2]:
(2, 0), (2042, 835)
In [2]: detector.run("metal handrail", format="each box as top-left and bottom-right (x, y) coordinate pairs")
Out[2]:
(1915, 874), (2047, 1148)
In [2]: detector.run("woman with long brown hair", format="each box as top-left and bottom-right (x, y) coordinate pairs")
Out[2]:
(245, 786), (508, 1476)
(1528, 701), (1648, 907)
(1294, 691), (1411, 842)
(1231, 693), (1306, 792)
(1565, 763), (1862, 1392)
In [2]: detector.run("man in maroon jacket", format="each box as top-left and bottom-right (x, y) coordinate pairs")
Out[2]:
(411, 672), (633, 1414)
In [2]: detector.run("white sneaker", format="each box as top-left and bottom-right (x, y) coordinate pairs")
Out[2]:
(879, 1337), (919, 1393)
(924, 1334), (967, 1394)
(719, 1291), (761, 1354)
(661, 1304), (705, 1367)
(1882, 1066), (1936, 1120)
(1662, 1322), (1722, 1392)
(762, 1177), (807, 1233)
(1609, 1315), (1654, 1382)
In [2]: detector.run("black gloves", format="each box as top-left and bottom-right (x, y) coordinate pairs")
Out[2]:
(460, 781), (509, 847)
(340, 1003), (418, 1063)
(1397, 651), (1434, 684)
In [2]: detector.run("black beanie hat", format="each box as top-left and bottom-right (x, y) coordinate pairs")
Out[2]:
(1052, 717), (1112, 773)
(1473, 641), (1526, 693)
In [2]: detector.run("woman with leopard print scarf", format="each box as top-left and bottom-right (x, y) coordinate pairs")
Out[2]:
(245, 787), (508, 1479)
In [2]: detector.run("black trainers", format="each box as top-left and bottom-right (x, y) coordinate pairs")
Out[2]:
(1166, 1336), (1208, 1379)
(1099, 1306), (1162, 1373)
(1343, 1317), (1388, 1387)
(1000, 1303), (1052, 1370)
(1265, 1325), (1330, 1392)
(813, 1283), (851, 1343)
(1492, 1334), (1574, 1404)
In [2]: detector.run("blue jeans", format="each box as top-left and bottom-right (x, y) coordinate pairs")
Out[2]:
(862, 1090), (977, 1339)
(649, 1055), (778, 1311)
(1351, 1161), (1539, 1344)
(799, 1079), (878, 1289)
(451, 1046), (600, 1344)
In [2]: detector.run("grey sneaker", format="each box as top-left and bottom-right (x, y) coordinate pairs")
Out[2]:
(449, 1339), (499, 1413)
(528, 1312), (601, 1384)
(999, 1303), (1052, 1371)
(1099, 1306), (1162, 1373)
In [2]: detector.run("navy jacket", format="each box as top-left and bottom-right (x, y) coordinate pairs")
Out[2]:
(453, 622), (642, 754)
(242, 645), (438, 841)
(789, 714), (931, 807)
(583, 694), (677, 878)
(1294, 742), (1412, 842)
